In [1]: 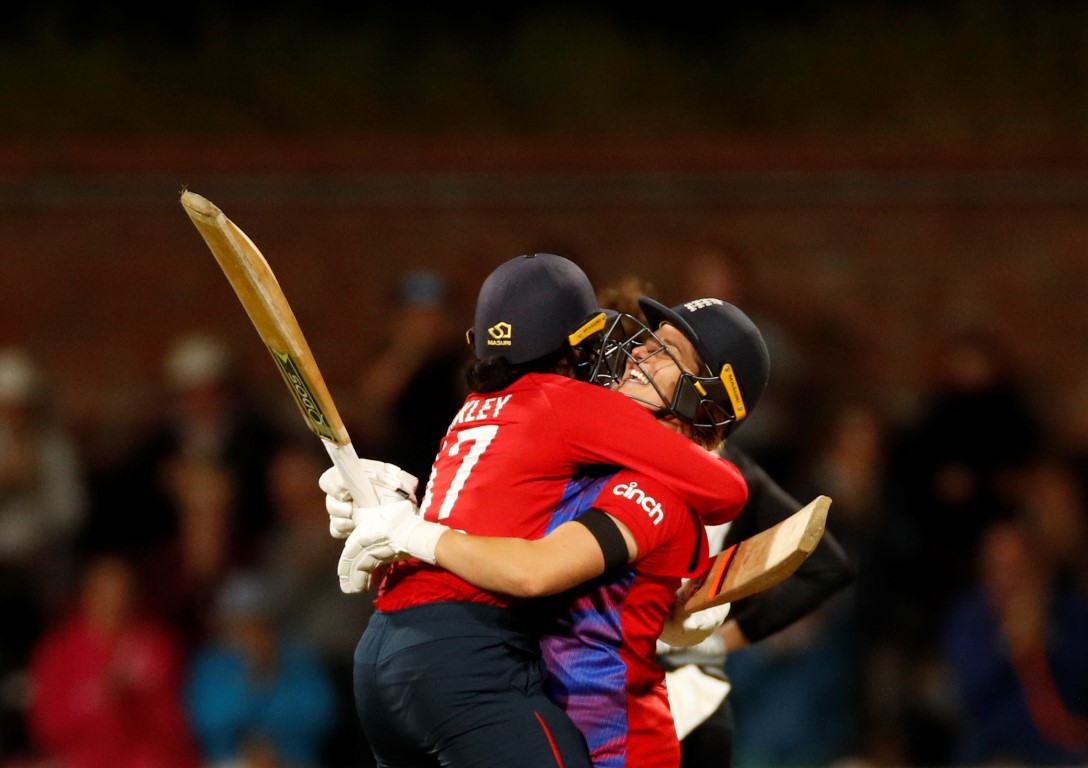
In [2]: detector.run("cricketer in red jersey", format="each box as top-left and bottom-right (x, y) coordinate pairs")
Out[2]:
(332, 295), (771, 768)
(374, 371), (746, 613)
(531, 469), (710, 768)
(326, 254), (750, 768)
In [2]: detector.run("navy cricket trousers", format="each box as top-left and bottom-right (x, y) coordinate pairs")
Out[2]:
(354, 601), (592, 768)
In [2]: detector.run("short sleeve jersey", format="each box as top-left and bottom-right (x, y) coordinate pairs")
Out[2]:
(376, 373), (744, 612)
(536, 470), (709, 768)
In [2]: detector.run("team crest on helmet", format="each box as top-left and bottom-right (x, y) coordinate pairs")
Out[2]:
(683, 298), (725, 312)
(487, 322), (512, 347)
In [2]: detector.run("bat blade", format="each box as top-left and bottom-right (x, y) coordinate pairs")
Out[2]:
(180, 189), (379, 507)
(684, 495), (831, 613)
(180, 190), (342, 443)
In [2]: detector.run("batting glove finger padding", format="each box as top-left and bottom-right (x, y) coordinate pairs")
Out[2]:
(319, 465), (352, 501)
(329, 515), (355, 540)
(335, 499), (450, 594)
(337, 528), (398, 594)
(659, 579), (732, 648)
(325, 494), (356, 539)
(338, 553), (392, 594)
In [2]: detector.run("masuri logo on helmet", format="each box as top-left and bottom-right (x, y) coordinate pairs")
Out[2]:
(486, 322), (513, 345)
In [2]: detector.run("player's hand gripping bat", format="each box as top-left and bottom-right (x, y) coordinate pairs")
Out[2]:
(179, 190), (380, 510)
(683, 495), (831, 613)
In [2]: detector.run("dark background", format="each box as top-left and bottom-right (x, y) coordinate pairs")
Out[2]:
(2, 2), (1088, 766)
(3, 0), (1087, 449)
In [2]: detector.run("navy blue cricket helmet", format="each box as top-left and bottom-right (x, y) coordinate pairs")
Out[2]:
(470, 253), (606, 365)
(639, 296), (770, 433)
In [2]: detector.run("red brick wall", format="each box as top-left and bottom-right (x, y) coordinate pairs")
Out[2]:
(4, 137), (1086, 461)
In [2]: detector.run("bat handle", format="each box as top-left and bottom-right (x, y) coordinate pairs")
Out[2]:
(323, 441), (382, 508)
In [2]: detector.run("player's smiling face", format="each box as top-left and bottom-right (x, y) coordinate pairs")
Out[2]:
(615, 323), (701, 412)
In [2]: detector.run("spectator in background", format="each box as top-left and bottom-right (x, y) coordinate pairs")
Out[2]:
(184, 569), (338, 768)
(789, 400), (908, 766)
(256, 438), (376, 768)
(25, 553), (200, 768)
(1049, 365), (1088, 505)
(352, 269), (469, 484)
(1016, 455), (1088, 596)
(91, 332), (282, 649)
(942, 517), (1088, 765)
(726, 600), (856, 768)
(897, 328), (1044, 619)
(259, 438), (371, 669)
(852, 327), (1049, 765)
(0, 347), (88, 759)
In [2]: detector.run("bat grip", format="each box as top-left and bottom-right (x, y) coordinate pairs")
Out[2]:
(323, 441), (381, 508)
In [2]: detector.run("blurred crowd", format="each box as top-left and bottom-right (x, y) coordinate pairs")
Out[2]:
(0, 252), (1086, 768)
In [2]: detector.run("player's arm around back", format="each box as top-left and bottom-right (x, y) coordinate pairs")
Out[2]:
(434, 516), (637, 598)
(550, 380), (748, 525)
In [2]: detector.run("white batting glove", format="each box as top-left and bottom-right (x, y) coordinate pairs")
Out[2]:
(319, 463), (420, 539)
(339, 559), (390, 594)
(336, 498), (449, 594)
(357, 459), (419, 503)
(658, 578), (732, 648)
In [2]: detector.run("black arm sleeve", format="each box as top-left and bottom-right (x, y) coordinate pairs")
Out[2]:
(574, 508), (630, 572)
(720, 444), (857, 644)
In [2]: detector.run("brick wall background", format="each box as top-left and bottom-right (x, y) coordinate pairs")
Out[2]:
(2, 136), (1086, 468)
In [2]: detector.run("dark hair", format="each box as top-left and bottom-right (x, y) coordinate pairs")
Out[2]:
(466, 348), (576, 393)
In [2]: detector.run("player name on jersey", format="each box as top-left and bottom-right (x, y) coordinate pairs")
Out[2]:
(450, 394), (514, 425)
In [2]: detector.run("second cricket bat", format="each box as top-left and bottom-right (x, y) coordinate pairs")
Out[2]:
(684, 495), (831, 613)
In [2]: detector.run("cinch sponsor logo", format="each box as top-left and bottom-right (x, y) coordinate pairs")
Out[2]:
(487, 321), (512, 347)
(612, 481), (665, 525)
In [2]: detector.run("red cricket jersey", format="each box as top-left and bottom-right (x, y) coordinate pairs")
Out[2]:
(538, 470), (710, 768)
(376, 373), (744, 612)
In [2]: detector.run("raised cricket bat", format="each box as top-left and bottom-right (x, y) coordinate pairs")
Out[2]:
(179, 190), (379, 508)
(683, 495), (831, 613)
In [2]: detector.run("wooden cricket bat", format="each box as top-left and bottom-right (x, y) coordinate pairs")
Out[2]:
(683, 495), (831, 613)
(179, 189), (379, 507)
